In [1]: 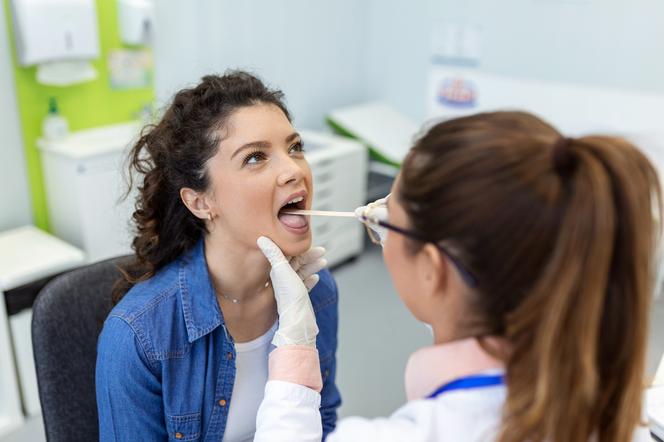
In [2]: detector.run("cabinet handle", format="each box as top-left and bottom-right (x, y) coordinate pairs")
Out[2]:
(315, 171), (333, 183)
(315, 187), (333, 200)
(316, 159), (334, 168)
(315, 223), (331, 235)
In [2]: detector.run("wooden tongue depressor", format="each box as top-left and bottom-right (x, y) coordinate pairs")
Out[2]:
(280, 209), (356, 218)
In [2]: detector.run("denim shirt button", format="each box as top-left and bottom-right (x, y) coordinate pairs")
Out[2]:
(218, 399), (227, 407)
(175, 432), (184, 439)
(226, 352), (233, 360)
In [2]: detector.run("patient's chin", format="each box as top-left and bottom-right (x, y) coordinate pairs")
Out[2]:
(277, 234), (312, 257)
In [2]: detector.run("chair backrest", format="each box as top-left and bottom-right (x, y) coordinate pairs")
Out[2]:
(32, 255), (130, 442)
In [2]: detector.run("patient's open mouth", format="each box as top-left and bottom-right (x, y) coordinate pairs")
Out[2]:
(277, 192), (309, 233)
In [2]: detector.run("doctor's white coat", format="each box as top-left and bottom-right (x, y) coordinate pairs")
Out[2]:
(255, 380), (653, 442)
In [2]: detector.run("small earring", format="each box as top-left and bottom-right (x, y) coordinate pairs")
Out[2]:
(207, 212), (213, 221)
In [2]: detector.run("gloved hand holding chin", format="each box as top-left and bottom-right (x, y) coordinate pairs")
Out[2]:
(257, 236), (326, 348)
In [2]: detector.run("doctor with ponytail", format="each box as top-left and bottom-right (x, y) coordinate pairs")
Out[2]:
(255, 111), (659, 442)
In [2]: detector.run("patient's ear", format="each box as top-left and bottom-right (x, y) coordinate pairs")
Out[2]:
(180, 187), (212, 219)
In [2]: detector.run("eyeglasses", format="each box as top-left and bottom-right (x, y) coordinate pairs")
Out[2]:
(359, 196), (479, 287)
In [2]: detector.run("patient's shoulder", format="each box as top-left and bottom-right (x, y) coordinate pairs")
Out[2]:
(310, 268), (338, 312)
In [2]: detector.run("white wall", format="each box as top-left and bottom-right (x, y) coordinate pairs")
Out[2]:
(365, 0), (664, 122)
(154, 0), (664, 131)
(0, 2), (31, 231)
(153, 0), (370, 130)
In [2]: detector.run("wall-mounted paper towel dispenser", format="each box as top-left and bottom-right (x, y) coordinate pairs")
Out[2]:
(118, 0), (153, 46)
(10, 0), (100, 66)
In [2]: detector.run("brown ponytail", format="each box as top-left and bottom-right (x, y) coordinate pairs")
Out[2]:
(399, 112), (661, 442)
(112, 71), (291, 303)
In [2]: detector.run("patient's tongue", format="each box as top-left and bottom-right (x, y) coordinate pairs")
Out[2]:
(278, 213), (307, 228)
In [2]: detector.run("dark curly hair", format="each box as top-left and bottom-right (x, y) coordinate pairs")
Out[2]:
(112, 71), (291, 303)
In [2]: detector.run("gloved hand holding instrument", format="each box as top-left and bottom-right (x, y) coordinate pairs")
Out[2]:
(257, 195), (389, 349)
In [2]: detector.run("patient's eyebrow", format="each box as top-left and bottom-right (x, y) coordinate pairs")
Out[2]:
(231, 140), (271, 160)
(231, 132), (301, 160)
(285, 132), (300, 143)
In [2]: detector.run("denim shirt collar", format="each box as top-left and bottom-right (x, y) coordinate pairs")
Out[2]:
(178, 238), (224, 343)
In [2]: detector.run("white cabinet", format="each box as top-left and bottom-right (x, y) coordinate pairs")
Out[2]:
(302, 131), (367, 266)
(0, 226), (84, 436)
(38, 122), (141, 263)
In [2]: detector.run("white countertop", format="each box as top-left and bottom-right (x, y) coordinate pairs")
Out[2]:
(0, 226), (85, 291)
(36, 121), (142, 160)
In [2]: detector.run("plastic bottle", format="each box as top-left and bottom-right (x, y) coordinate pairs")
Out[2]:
(42, 97), (69, 141)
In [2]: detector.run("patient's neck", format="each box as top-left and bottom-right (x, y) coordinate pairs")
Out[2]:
(203, 232), (271, 304)
(204, 231), (277, 343)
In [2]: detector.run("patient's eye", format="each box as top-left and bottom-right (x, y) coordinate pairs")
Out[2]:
(243, 150), (267, 166)
(289, 141), (305, 155)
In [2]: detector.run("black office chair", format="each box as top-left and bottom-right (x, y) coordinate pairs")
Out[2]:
(32, 255), (130, 442)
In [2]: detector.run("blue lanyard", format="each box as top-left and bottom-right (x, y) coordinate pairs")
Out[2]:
(427, 374), (505, 399)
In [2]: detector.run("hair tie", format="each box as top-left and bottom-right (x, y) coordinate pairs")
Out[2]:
(552, 137), (576, 177)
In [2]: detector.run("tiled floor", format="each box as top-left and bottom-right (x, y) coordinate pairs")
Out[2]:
(2, 246), (663, 441)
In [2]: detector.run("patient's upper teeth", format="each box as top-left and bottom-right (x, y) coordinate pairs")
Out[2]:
(288, 196), (304, 204)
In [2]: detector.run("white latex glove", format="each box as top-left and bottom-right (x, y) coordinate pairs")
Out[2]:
(257, 236), (320, 348)
(290, 246), (327, 292)
(355, 194), (390, 245)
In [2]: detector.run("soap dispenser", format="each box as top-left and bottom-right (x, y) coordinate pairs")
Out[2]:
(42, 97), (69, 141)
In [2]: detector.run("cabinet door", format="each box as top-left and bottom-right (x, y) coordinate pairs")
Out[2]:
(76, 155), (135, 262)
(309, 148), (367, 266)
(0, 290), (24, 436)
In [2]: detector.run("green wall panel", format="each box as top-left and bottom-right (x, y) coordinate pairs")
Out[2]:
(3, 0), (154, 230)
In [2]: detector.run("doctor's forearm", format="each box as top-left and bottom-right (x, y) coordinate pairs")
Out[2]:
(255, 380), (323, 442)
(254, 346), (325, 441)
(268, 345), (323, 391)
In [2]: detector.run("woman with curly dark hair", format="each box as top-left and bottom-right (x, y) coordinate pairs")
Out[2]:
(95, 71), (341, 441)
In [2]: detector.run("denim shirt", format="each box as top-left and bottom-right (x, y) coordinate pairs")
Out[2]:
(96, 239), (341, 441)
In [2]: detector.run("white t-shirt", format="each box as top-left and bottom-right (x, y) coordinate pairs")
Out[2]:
(222, 321), (277, 442)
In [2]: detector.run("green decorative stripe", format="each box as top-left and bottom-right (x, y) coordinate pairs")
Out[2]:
(3, 0), (154, 230)
(325, 116), (402, 168)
